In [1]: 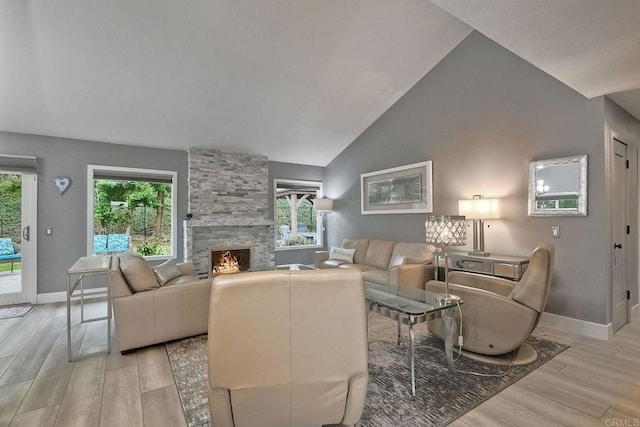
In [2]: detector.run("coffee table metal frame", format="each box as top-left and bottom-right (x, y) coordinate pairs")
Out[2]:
(365, 283), (461, 396)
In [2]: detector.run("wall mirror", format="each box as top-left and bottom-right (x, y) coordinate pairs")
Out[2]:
(528, 154), (587, 216)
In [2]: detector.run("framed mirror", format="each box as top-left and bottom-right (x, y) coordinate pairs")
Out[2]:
(528, 154), (587, 216)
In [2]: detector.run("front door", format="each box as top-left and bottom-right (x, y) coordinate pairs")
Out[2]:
(0, 172), (37, 305)
(612, 139), (628, 332)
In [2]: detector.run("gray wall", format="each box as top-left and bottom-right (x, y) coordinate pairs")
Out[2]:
(0, 131), (189, 295)
(324, 32), (611, 324)
(268, 161), (325, 265)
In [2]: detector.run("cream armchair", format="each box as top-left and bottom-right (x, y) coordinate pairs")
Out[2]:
(426, 243), (555, 364)
(208, 269), (369, 427)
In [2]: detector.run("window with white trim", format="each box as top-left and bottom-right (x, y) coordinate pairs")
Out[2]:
(87, 165), (177, 259)
(274, 179), (323, 249)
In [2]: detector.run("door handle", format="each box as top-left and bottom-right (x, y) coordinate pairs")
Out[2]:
(22, 225), (30, 242)
(614, 243), (622, 249)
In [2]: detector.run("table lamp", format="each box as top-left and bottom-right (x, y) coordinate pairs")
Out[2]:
(425, 214), (467, 305)
(458, 195), (500, 256)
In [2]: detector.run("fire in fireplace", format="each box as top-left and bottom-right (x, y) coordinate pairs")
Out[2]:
(211, 248), (251, 276)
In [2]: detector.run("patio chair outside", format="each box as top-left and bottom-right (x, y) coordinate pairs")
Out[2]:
(0, 238), (21, 273)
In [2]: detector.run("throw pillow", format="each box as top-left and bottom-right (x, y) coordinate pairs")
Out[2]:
(0, 238), (14, 256)
(119, 252), (159, 292)
(390, 255), (407, 267)
(329, 246), (356, 263)
(153, 259), (183, 286)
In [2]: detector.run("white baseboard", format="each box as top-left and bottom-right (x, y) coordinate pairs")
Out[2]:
(631, 304), (639, 321)
(37, 291), (66, 304)
(37, 287), (108, 304)
(539, 312), (612, 340)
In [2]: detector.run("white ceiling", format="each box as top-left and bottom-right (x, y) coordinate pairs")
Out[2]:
(2, 1), (640, 166)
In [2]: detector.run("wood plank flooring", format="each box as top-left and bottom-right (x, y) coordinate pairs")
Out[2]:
(0, 300), (639, 426)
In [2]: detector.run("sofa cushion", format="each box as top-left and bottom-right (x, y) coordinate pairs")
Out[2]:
(322, 259), (350, 268)
(338, 264), (379, 273)
(119, 252), (159, 292)
(390, 255), (407, 268)
(341, 238), (369, 265)
(388, 243), (435, 269)
(153, 259), (183, 286)
(0, 238), (14, 256)
(329, 246), (356, 263)
(363, 240), (395, 270)
(361, 269), (390, 286)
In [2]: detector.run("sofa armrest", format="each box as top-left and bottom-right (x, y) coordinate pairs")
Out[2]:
(177, 262), (197, 276)
(447, 271), (515, 296)
(314, 251), (330, 268)
(389, 264), (435, 290)
(112, 278), (212, 352)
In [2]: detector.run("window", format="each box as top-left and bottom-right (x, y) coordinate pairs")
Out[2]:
(274, 179), (323, 249)
(87, 165), (177, 259)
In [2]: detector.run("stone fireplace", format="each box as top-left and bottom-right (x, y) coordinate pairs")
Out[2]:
(211, 247), (251, 275)
(185, 148), (275, 276)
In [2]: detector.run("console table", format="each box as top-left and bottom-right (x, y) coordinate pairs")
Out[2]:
(437, 251), (530, 281)
(67, 255), (112, 361)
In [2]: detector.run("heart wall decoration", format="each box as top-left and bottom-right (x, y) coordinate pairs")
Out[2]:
(53, 176), (72, 195)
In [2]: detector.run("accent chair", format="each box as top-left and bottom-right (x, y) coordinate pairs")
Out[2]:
(426, 242), (555, 365)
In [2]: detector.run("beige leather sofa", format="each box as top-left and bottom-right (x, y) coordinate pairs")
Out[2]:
(426, 243), (555, 364)
(315, 238), (436, 289)
(109, 254), (212, 353)
(208, 269), (369, 427)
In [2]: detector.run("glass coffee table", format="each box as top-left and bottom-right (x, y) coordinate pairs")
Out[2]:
(365, 283), (462, 396)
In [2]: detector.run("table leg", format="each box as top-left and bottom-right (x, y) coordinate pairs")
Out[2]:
(409, 315), (416, 396)
(397, 316), (402, 346)
(67, 274), (72, 362)
(107, 282), (112, 354)
(441, 307), (458, 373)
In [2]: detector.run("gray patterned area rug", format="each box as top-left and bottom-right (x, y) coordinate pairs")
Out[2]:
(166, 313), (568, 427)
(0, 303), (33, 319)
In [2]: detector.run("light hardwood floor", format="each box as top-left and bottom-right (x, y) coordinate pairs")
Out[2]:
(1, 300), (639, 426)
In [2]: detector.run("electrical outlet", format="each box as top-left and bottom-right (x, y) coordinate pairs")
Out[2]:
(45, 227), (53, 236)
(551, 226), (560, 238)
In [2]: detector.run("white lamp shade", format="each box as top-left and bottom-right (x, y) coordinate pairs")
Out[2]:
(314, 198), (334, 211)
(458, 198), (500, 219)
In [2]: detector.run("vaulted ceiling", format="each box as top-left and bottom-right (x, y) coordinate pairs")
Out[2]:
(2, 1), (640, 166)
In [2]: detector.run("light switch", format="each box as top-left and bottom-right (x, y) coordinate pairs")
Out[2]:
(45, 227), (53, 236)
(551, 226), (560, 238)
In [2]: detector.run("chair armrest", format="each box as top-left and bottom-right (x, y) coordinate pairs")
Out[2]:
(208, 387), (234, 427)
(12, 242), (21, 253)
(390, 264), (435, 290)
(314, 251), (329, 268)
(447, 271), (515, 296)
(177, 262), (197, 276)
(342, 372), (368, 425)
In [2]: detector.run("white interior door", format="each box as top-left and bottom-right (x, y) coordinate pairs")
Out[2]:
(612, 139), (628, 332)
(0, 172), (37, 305)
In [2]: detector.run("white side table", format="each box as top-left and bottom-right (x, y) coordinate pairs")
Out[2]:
(67, 255), (112, 361)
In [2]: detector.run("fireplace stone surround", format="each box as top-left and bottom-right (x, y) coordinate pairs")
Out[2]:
(185, 148), (275, 276)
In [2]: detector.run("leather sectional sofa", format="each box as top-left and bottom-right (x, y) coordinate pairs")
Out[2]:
(314, 238), (436, 289)
(109, 253), (212, 353)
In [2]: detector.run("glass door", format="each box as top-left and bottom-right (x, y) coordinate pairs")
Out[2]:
(0, 172), (37, 305)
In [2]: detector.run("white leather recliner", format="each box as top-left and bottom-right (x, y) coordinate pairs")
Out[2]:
(207, 269), (369, 427)
(426, 243), (555, 364)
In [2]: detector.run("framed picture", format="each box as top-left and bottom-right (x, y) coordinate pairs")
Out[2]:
(361, 161), (433, 214)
